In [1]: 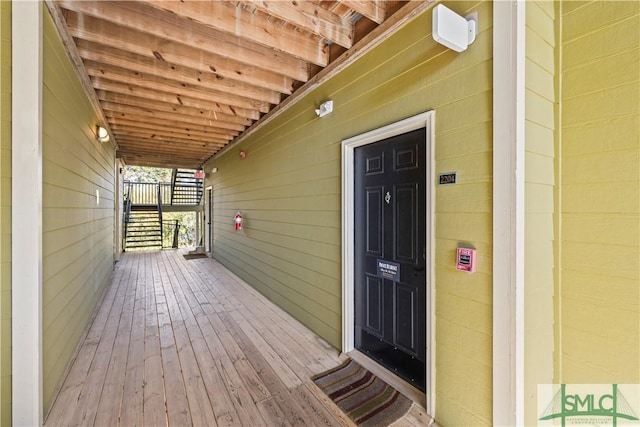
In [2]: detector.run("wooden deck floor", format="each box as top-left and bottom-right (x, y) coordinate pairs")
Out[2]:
(44, 249), (432, 427)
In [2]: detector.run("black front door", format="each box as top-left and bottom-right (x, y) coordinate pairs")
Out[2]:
(354, 128), (426, 392)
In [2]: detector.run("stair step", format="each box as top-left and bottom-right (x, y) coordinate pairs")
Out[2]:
(124, 196), (165, 251)
(126, 231), (162, 236)
(172, 168), (204, 205)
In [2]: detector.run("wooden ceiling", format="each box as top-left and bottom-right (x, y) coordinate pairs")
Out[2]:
(47, 1), (428, 169)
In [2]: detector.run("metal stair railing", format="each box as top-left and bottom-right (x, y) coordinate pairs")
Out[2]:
(123, 191), (132, 251)
(157, 183), (163, 223)
(170, 169), (178, 205)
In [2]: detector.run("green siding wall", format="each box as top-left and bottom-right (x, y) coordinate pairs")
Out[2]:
(524, 1), (556, 424)
(204, 1), (493, 425)
(0, 2), (10, 425)
(557, 1), (639, 383)
(42, 9), (116, 413)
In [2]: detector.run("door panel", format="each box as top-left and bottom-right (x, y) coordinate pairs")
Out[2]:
(366, 187), (384, 256)
(365, 274), (383, 336)
(395, 284), (418, 354)
(395, 183), (418, 262)
(354, 128), (426, 392)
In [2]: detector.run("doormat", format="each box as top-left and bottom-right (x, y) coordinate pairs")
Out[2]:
(311, 358), (412, 427)
(183, 252), (208, 260)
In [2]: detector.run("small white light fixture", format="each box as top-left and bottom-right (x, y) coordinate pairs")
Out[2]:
(432, 4), (477, 53)
(315, 100), (333, 118)
(211, 167), (218, 173)
(96, 125), (110, 143)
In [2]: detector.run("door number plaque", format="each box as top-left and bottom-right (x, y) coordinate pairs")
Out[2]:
(439, 172), (457, 185)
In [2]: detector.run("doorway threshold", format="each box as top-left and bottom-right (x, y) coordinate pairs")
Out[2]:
(347, 350), (427, 411)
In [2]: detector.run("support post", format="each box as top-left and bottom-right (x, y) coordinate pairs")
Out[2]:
(12, 2), (43, 425)
(493, 1), (526, 425)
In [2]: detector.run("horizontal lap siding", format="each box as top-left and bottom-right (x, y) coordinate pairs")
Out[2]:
(559, 1), (640, 383)
(524, 2), (556, 424)
(0, 1), (10, 425)
(42, 9), (116, 413)
(206, 2), (494, 425)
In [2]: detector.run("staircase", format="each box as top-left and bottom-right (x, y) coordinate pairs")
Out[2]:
(171, 169), (204, 205)
(124, 208), (163, 251)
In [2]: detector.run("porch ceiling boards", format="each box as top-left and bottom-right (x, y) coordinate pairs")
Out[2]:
(46, 0), (416, 169)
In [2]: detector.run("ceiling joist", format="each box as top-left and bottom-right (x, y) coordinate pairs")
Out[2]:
(241, 0), (354, 48)
(96, 91), (254, 127)
(83, 61), (271, 113)
(101, 103), (247, 133)
(141, 0), (330, 66)
(76, 40), (282, 105)
(49, 0), (418, 167)
(63, 10), (298, 94)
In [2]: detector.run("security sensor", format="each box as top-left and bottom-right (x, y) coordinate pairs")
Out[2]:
(315, 100), (333, 118)
(432, 4), (477, 53)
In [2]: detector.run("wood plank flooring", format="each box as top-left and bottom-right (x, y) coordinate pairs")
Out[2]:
(44, 250), (433, 427)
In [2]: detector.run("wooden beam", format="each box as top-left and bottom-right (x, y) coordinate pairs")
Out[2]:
(141, 0), (329, 66)
(116, 151), (219, 166)
(115, 144), (223, 161)
(214, 0), (435, 162)
(62, 10), (296, 94)
(115, 149), (226, 165)
(57, 0), (309, 82)
(91, 78), (261, 121)
(109, 124), (232, 145)
(83, 61), (270, 113)
(116, 148), (217, 161)
(96, 91), (253, 128)
(115, 138), (225, 155)
(44, 1), (118, 149)
(338, 1), (386, 24)
(104, 111), (241, 138)
(106, 116), (239, 141)
(242, 0), (354, 48)
(76, 40), (281, 105)
(101, 102), (246, 133)
(117, 152), (205, 169)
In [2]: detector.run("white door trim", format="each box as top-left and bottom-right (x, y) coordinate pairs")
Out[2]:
(493, 1), (526, 425)
(341, 111), (436, 413)
(12, 2), (44, 425)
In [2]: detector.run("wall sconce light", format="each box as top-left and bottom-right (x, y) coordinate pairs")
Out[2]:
(96, 125), (110, 143)
(211, 167), (218, 173)
(432, 4), (477, 53)
(315, 100), (333, 118)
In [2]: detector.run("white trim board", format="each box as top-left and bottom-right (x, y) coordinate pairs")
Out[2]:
(492, 1), (526, 425)
(341, 111), (436, 414)
(12, 2), (44, 425)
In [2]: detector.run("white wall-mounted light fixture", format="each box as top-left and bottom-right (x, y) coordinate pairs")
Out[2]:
(96, 125), (110, 143)
(211, 167), (218, 173)
(315, 100), (334, 118)
(432, 4), (477, 53)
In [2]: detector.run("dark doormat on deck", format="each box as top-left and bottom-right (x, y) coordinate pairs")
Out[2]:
(311, 358), (412, 427)
(183, 253), (209, 260)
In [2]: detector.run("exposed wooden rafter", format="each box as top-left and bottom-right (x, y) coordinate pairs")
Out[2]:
(140, 0), (330, 66)
(48, 0), (421, 168)
(339, 1), (387, 24)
